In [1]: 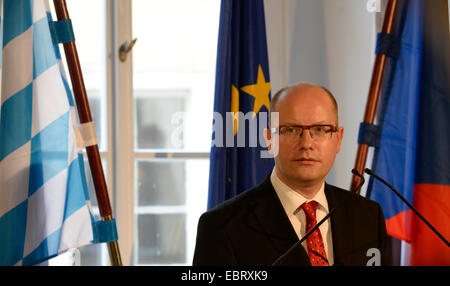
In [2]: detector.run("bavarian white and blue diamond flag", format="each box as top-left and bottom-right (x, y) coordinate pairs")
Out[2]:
(0, 0), (94, 265)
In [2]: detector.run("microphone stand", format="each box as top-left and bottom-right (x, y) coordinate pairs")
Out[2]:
(272, 170), (366, 266)
(364, 168), (450, 248)
(272, 206), (337, 266)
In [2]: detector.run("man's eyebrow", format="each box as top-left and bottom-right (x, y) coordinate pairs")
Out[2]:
(280, 121), (333, 126)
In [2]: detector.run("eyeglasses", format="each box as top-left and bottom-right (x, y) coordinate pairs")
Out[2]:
(271, 125), (338, 141)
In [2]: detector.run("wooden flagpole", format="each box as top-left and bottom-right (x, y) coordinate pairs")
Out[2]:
(350, 0), (399, 194)
(53, 0), (122, 266)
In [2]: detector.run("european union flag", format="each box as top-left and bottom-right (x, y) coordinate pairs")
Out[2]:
(207, 0), (274, 209)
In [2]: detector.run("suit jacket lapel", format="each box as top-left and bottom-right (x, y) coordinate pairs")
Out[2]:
(250, 176), (311, 266)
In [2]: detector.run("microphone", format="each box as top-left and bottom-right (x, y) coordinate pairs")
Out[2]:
(364, 168), (450, 248)
(351, 169), (365, 193)
(272, 170), (364, 266)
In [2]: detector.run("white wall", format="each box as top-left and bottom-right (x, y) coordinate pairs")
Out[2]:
(264, 0), (295, 94)
(265, 0), (376, 191)
(322, 0), (376, 191)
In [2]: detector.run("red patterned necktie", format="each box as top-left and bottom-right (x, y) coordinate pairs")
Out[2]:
(301, 201), (329, 266)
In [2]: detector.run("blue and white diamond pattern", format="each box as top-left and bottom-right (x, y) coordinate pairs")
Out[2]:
(0, 0), (94, 266)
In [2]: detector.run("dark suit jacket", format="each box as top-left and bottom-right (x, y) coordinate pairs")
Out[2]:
(193, 176), (391, 266)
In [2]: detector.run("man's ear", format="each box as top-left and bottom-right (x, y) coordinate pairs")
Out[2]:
(336, 126), (344, 153)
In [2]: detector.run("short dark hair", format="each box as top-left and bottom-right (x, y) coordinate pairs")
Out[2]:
(269, 84), (339, 127)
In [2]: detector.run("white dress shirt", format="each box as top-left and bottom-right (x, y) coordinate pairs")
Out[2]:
(270, 169), (334, 265)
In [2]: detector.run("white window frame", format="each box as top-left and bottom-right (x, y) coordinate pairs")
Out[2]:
(109, 0), (211, 266)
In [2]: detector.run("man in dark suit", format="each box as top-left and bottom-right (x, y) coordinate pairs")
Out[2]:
(193, 83), (391, 266)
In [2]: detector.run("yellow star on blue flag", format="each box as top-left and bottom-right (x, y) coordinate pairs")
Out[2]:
(240, 64), (271, 118)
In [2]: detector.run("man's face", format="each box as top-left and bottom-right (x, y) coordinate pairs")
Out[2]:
(267, 86), (343, 188)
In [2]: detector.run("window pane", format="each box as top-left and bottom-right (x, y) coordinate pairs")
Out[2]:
(137, 159), (185, 206)
(135, 159), (209, 265)
(78, 243), (108, 266)
(138, 214), (186, 264)
(64, 0), (107, 152)
(132, 0), (220, 152)
(85, 92), (103, 150)
(135, 90), (188, 149)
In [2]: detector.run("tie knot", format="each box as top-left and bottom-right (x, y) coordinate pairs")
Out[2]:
(301, 200), (318, 219)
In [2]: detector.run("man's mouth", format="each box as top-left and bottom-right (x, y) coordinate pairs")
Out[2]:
(294, 158), (319, 164)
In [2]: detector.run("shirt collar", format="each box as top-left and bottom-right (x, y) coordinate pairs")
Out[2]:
(270, 168), (329, 216)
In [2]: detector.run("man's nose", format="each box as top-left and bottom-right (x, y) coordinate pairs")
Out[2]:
(298, 129), (313, 149)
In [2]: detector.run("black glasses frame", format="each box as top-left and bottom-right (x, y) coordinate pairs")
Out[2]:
(271, 124), (338, 139)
